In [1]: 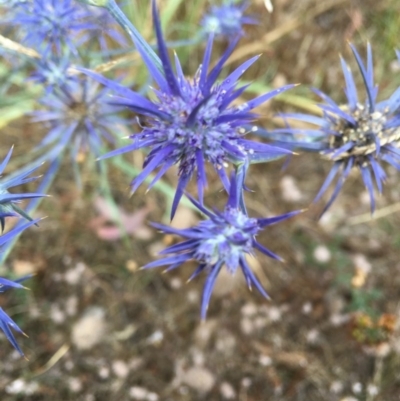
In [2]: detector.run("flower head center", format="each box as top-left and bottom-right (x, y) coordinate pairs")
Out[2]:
(327, 104), (391, 161)
(151, 81), (242, 173)
(195, 207), (259, 271)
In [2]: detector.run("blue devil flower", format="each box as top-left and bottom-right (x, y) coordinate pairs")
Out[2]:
(11, 0), (95, 55)
(263, 44), (400, 215)
(83, 0), (293, 218)
(202, 1), (257, 38)
(0, 147), (46, 231)
(143, 173), (300, 319)
(32, 75), (126, 166)
(0, 221), (39, 356)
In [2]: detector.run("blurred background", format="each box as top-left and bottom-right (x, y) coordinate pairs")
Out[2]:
(1, 0), (400, 400)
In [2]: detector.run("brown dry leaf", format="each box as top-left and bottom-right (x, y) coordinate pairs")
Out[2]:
(89, 196), (153, 241)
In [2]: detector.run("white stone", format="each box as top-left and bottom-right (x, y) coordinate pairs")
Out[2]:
(182, 367), (215, 393)
(146, 330), (163, 345)
(129, 386), (148, 399)
(330, 380), (343, 394)
(71, 307), (107, 350)
(313, 245), (331, 263)
(98, 366), (110, 379)
(241, 303), (258, 317)
(68, 377), (82, 393)
(146, 392), (159, 401)
(280, 176), (303, 202)
(220, 382), (236, 399)
(352, 382), (362, 394)
(259, 355), (272, 366)
(367, 384), (379, 396)
(112, 360), (129, 378)
(302, 302), (312, 314)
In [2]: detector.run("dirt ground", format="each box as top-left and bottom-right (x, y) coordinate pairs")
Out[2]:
(2, 0), (400, 400)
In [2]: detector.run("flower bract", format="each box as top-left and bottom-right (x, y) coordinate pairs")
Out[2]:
(143, 173), (300, 319)
(0, 221), (39, 356)
(84, 0), (293, 218)
(10, 0), (95, 55)
(0, 147), (46, 231)
(261, 44), (400, 215)
(32, 75), (127, 167)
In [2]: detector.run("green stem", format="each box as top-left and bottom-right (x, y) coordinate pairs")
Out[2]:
(105, 0), (163, 74)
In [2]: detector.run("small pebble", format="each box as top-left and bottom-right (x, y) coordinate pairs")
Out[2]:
(71, 307), (107, 350)
(112, 360), (129, 378)
(220, 382), (236, 399)
(182, 367), (215, 393)
(313, 245), (331, 263)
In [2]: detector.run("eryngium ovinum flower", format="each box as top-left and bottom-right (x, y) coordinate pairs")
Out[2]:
(201, 1), (257, 38)
(143, 173), (301, 319)
(32, 74), (127, 169)
(0, 221), (39, 356)
(0, 147), (46, 231)
(267, 44), (400, 215)
(11, 0), (95, 55)
(83, 0), (293, 218)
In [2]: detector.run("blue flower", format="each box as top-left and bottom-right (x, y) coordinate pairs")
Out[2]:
(0, 221), (39, 356)
(83, 0), (293, 218)
(0, 147), (46, 231)
(201, 1), (257, 38)
(143, 173), (300, 319)
(10, 0), (95, 55)
(32, 76), (127, 166)
(30, 56), (78, 94)
(263, 44), (400, 215)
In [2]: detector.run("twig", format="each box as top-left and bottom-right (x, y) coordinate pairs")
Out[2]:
(346, 202), (400, 226)
(366, 353), (385, 401)
(0, 33), (138, 74)
(0, 34), (40, 59)
(32, 343), (70, 377)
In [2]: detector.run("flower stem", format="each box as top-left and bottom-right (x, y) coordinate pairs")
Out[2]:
(105, 0), (163, 74)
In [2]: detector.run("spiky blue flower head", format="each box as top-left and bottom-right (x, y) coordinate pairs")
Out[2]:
(84, 0), (293, 218)
(143, 173), (300, 319)
(201, 1), (257, 38)
(10, 0), (95, 55)
(263, 44), (400, 215)
(0, 147), (46, 231)
(32, 75), (126, 165)
(0, 221), (39, 356)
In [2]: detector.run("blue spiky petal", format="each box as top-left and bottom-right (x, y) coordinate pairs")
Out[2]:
(84, 0), (293, 219)
(260, 44), (400, 215)
(143, 173), (301, 319)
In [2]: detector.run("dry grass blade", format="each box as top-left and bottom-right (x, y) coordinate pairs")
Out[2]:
(227, 0), (350, 66)
(32, 343), (70, 377)
(0, 34), (40, 59)
(346, 202), (400, 226)
(0, 34), (138, 75)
